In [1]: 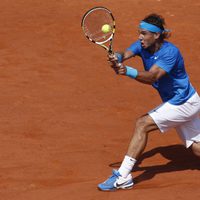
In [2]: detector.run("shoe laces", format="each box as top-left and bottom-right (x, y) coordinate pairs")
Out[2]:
(104, 170), (120, 184)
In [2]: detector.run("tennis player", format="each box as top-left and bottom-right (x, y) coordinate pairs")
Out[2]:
(98, 13), (200, 191)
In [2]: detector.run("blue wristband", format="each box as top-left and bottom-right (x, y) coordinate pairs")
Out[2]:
(115, 53), (123, 63)
(125, 66), (138, 79)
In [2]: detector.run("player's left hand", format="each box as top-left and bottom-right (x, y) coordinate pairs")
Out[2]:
(111, 63), (127, 75)
(107, 53), (118, 64)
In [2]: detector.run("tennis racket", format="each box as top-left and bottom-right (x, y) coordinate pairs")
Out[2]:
(81, 6), (116, 55)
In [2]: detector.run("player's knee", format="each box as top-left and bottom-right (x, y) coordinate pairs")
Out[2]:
(191, 142), (200, 157)
(135, 116), (149, 133)
(135, 115), (158, 134)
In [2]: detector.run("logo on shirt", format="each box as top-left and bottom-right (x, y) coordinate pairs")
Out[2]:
(154, 56), (159, 60)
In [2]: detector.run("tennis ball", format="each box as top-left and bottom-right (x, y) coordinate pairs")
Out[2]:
(101, 24), (111, 33)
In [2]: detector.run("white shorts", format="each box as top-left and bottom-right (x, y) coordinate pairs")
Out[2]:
(149, 92), (200, 148)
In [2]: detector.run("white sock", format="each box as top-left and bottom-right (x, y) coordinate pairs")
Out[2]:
(118, 155), (137, 178)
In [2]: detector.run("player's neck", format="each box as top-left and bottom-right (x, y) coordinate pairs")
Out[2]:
(148, 40), (164, 54)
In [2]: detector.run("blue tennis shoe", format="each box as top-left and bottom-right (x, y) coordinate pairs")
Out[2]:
(98, 170), (134, 191)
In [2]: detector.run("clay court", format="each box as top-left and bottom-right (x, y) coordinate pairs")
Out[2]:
(0, 0), (200, 199)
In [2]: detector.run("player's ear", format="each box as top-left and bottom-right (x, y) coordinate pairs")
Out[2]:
(154, 32), (161, 39)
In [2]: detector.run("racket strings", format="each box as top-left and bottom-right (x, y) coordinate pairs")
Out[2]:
(85, 28), (112, 42)
(82, 9), (114, 42)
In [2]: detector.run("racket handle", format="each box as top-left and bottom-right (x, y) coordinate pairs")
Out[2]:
(108, 48), (114, 55)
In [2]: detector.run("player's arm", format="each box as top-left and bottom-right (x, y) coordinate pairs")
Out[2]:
(135, 64), (167, 84)
(116, 63), (167, 84)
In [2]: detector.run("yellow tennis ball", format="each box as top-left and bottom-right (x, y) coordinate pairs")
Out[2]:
(101, 24), (111, 33)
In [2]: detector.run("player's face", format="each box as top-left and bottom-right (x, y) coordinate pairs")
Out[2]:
(138, 29), (159, 49)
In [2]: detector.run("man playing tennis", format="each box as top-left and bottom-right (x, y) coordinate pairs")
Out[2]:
(98, 13), (200, 191)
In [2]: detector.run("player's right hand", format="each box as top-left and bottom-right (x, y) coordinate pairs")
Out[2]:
(110, 63), (126, 75)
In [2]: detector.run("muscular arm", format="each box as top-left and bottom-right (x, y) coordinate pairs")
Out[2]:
(118, 50), (134, 62)
(116, 63), (167, 85)
(135, 65), (167, 84)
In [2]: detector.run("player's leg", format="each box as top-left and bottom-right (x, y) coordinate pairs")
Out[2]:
(191, 142), (200, 157)
(98, 114), (158, 191)
(116, 114), (158, 179)
(176, 115), (200, 157)
(173, 92), (200, 156)
(126, 114), (158, 159)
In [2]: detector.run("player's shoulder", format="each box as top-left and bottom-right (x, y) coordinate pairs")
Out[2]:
(126, 40), (142, 54)
(162, 41), (178, 49)
(161, 41), (180, 54)
(129, 40), (141, 47)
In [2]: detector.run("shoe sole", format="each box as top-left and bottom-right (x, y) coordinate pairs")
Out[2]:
(98, 183), (134, 192)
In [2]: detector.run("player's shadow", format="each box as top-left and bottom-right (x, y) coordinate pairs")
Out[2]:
(109, 144), (200, 184)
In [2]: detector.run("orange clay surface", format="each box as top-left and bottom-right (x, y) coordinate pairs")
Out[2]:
(0, 0), (200, 199)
